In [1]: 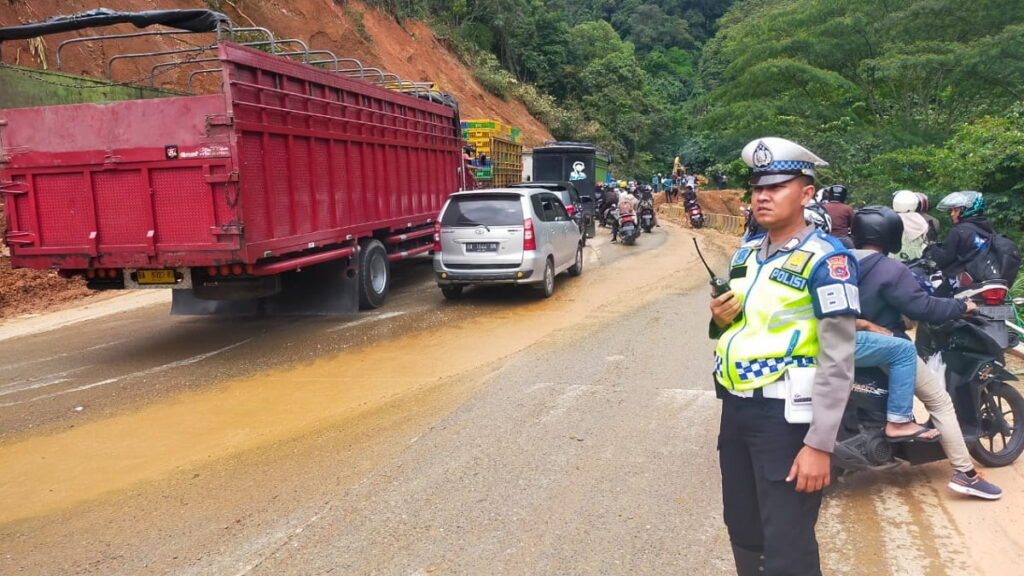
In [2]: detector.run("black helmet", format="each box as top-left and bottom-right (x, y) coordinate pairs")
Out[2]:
(852, 206), (903, 254)
(824, 184), (848, 203)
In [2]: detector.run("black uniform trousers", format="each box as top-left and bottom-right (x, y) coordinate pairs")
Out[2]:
(718, 387), (824, 576)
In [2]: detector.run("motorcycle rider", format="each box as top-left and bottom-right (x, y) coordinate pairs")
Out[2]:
(600, 184), (619, 228)
(915, 192), (941, 241)
(805, 205), (934, 441)
(925, 191), (1004, 290)
(821, 184), (854, 248)
(891, 190), (931, 260)
(637, 184), (660, 228)
(612, 187), (639, 243)
(850, 206), (1002, 499)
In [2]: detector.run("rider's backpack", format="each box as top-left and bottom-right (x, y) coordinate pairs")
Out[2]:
(961, 225), (1021, 286)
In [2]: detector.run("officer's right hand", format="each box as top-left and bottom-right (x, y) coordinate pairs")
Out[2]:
(710, 291), (742, 328)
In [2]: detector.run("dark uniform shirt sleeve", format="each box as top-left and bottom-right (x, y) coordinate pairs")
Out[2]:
(883, 260), (966, 323)
(804, 251), (859, 453)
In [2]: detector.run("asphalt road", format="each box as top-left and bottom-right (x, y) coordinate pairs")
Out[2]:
(0, 222), (1020, 575)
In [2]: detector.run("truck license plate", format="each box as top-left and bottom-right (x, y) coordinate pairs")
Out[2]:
(467, 242), (498, 252)
(137, 269), (177, 284)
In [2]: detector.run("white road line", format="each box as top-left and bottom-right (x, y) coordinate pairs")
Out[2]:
(0, 366), (92, 397)
(1, 339), (129, 371)
(0, 338), (253, 408)
(325, 310), (407, 332)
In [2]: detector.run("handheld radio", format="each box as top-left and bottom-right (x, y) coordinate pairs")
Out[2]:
(693, 238), (731, 297)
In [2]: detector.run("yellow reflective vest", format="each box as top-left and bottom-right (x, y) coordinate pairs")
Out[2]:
(715, 231), (858, 391)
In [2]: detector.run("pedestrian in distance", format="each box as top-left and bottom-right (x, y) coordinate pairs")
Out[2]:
(709, 137), (859, 576)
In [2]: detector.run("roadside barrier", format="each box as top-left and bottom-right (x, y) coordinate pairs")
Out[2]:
(658, 205), (743, 236)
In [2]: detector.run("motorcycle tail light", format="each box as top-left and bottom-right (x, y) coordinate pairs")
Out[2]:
(980, 287), (1007, 306)
(565, 205), (576, 215)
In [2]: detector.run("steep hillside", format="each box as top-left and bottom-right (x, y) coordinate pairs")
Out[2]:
(0, 0), (552, 145)
(0, 1), (554, 319)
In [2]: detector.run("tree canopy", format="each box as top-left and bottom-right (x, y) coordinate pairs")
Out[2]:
(362, 0), (1023, 245)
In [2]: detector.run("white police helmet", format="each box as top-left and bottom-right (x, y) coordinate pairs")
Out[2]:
(892, 190), (918, 213)
(742, 137), (828, 186)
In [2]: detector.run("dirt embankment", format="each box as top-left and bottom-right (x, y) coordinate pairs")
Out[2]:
(0, 0), (555, 320)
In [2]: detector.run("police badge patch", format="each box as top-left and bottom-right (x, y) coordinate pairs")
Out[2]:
(826, 255), (851, 280)
(782, 250), (812, 274)
(752, 141), (773, 168)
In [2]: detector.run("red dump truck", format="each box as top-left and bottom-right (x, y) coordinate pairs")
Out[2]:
(0, 11), (468, 314)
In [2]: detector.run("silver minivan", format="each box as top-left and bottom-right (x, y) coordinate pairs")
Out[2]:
(433, 188), (583, 299)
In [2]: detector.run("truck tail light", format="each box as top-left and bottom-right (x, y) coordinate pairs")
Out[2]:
(980, 287), (1007, 305)
(523, 218), (536, 251)
(433, 221), (441, 252)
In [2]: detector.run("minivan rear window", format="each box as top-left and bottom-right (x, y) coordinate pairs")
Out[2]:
(442, 195), (524, 227)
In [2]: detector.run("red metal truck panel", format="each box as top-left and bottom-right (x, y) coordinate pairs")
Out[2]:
(1, 41), (461, 271)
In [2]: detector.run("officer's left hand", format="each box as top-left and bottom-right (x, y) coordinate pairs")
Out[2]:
(787, 446), (831, 492)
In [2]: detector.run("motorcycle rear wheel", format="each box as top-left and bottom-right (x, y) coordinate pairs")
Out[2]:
(969, 381), (1024, 467)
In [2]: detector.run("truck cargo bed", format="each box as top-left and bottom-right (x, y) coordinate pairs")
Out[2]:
(1, 42), (461, 271)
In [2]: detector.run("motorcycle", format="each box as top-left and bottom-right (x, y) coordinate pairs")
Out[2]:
(639, 202), (655, 233)
(686, 200), (705, 229)
(832, 279), (1024, 474)
(618, 212), (640, 245)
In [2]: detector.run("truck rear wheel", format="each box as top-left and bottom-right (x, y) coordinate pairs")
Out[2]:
(358, 239), (390, 309)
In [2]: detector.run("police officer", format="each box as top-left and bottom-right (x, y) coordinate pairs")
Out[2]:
(709, 137), (859, 576)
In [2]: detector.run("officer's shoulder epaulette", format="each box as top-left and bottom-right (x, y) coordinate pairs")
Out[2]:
(803, 231), (846, 255)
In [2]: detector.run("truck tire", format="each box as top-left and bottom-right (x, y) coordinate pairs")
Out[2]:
(358, 239), (390, 309)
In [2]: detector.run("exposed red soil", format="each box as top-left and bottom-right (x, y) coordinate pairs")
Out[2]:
(0, 1), (554, 319)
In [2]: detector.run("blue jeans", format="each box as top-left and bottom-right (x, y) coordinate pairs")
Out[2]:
(854, 331), (918, 423)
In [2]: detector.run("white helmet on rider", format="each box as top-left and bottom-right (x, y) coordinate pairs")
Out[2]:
(892, 190), (919, 213)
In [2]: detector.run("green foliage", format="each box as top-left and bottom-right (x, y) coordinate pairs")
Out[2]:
(344, 8), (373, 43)
(688, 0), (1024, 251)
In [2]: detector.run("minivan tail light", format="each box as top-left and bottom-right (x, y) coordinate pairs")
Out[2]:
(523, 218), (536, 251)
(980, 287), (1007, 306)
(433, 221), (441, 252)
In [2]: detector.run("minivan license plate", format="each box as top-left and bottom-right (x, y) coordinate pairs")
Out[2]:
(467, 242), (498, 252)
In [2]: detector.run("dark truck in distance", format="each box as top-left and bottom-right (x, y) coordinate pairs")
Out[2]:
(530, 142), (611, 240)
(0, 10), (469, 315)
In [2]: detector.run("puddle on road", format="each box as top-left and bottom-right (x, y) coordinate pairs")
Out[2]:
(0, 228), (711, 525)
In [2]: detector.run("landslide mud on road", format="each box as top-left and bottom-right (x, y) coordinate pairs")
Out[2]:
(1, 223), (1021, 576)
(0, 225), (707, 525)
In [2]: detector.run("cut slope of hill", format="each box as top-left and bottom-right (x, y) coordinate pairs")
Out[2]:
(0, 0), (552, 145)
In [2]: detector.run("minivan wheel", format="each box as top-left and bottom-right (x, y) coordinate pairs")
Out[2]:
(440, 285), (464, 300)
(568, 244), (583, 276)
(538, 258), (555, 298)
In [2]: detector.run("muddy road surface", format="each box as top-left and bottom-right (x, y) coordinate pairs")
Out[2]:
(1, 222), (1021, 575)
